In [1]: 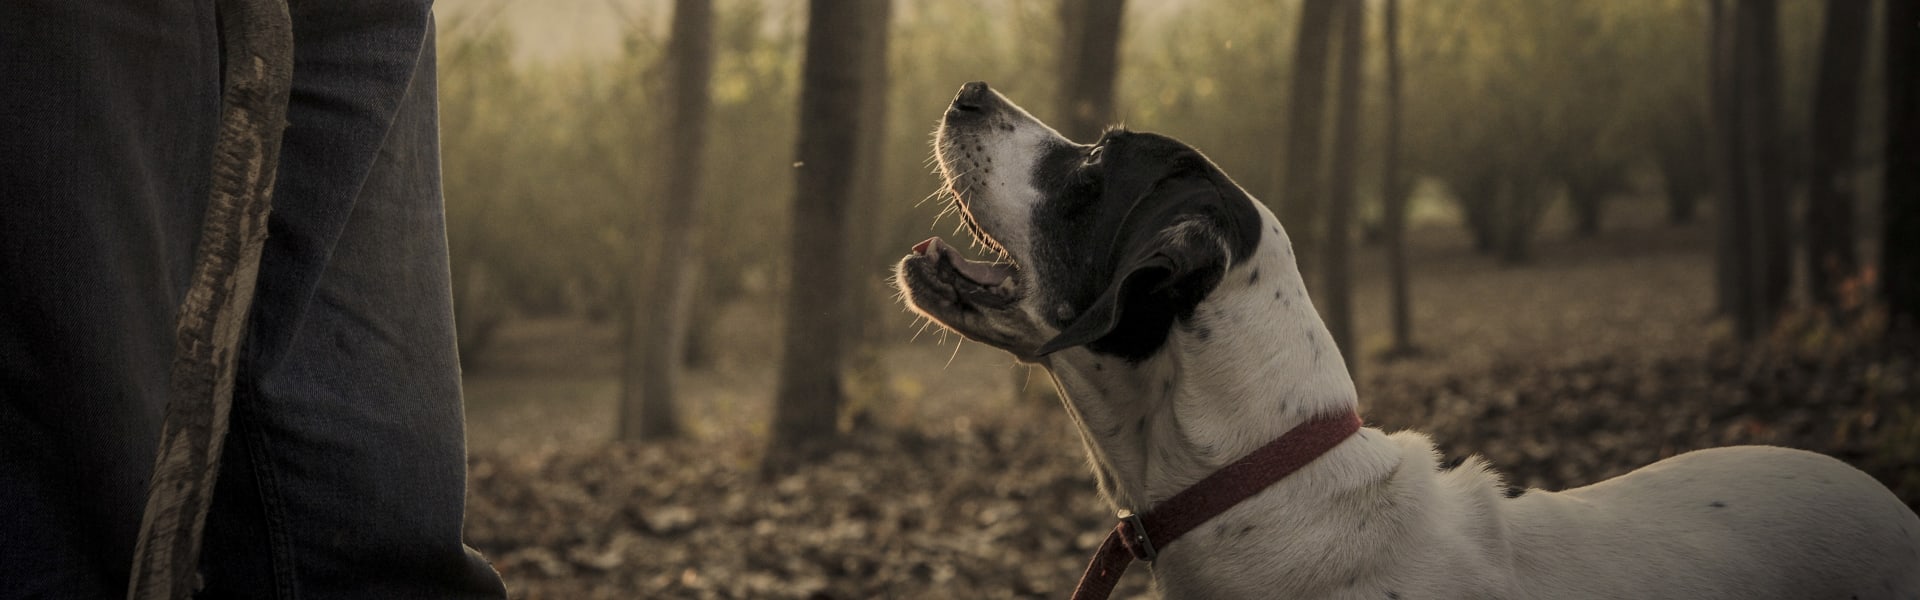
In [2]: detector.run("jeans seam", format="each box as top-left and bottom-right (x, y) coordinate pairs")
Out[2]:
(235, 356), (300, 600)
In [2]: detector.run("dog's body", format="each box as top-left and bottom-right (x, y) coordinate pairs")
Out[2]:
(895, 82), (1920, 599)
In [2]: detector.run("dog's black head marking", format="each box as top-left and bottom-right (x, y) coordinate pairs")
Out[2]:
(1029, 131), (1262, 361)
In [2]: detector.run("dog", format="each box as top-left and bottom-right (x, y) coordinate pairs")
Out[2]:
(893, 81), (1920, 599)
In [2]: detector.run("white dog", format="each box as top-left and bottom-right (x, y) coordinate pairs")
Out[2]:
(893, 81), (1920, 599)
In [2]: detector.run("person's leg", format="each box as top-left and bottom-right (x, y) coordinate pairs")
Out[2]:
(197, 4), (504, 597)
(0, 1), (220, 596)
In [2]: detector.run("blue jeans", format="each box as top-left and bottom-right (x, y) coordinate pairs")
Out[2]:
(0, 1), (505, 597)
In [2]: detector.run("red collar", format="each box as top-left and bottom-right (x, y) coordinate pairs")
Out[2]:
(1069, 410), (1363, 600)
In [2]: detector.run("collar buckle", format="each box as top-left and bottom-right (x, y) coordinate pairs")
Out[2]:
(1117, 511), (1157, 562)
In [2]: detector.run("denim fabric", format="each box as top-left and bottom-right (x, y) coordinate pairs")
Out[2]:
(0, 0), (505, 597)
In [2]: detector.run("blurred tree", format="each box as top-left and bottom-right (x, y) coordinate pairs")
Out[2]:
(684, 2), (802, 368)
(1323, 0), (1363, 375)
(1743, 0), (1791, 339)
(1713, 0), (1791, 340)
(1279, 0), (1336, 278)
(1648, 0), (1712, 229)
(1651, 107), (1710, 226)
(1804, 0), (1870, 309)
(1540, 2), (1633, 241)
(1057, 0), (1126, 141)
(1888, 0), (1920, 329)
(847, 0), (895, 429)
(1710, 0), (1749, 321)
(1565, 161), (1629, 238)
(767, 0), (884, 473)
(620, 0), (714, 442)
(1380, 0), (1414, 357)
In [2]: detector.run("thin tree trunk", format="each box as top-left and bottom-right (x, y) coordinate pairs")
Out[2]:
(1382, 0), (1413, 356)
(1887, 0), (1920, 329)
(1057, 0), (1126, 141)
(1323, 0), (1363, 376)
(847, 0), (894, 428)
(1740, 0), (1790, 339)
(1497, 176), (1540, 264)
(1571, 185), (1604, 238)
(621, 0), (713, 441)
(1710, 0), (1753, 327)
(850, 0), (893, 345)
(766, 0), (879, 474)
(1806, 0), (1870, 308)
(1278, 0), (1338, 281)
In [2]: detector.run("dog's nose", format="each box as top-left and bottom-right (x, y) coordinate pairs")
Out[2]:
(950, 81), (990, 114)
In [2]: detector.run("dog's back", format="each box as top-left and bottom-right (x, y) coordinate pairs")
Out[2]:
(1502, 446), (1920, 599)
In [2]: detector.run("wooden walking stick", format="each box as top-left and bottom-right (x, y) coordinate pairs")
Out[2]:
(126, 0), (293, 596)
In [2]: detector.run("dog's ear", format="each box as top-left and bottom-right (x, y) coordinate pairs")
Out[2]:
(1035, 175), (1260, 360)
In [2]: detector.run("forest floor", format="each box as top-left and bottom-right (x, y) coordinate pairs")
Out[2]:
(460, 199), (1920, 599)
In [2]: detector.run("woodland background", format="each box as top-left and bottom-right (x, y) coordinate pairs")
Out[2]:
(435, 0), (1920, 597)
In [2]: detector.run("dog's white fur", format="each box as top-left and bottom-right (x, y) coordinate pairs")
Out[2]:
(905, 86), (1920, 599)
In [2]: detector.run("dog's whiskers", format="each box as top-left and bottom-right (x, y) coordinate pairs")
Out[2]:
(945, 336), (965, 368)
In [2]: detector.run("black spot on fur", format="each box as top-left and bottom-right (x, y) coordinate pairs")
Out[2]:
(1238, 525), (1256, 537)
(1274, 290), (1283, 301)
(1027, 132), (1262, 362)
(1709, 500), (1726, 508)
(1387, 593), (1400, 600)
(1162, 379), (1173, 396)
(1438, 456), (1466, 471)
(1504, 486), (1526, 498)
(1249, 269), (1260, 285)
(1092, 362), (1103, 371)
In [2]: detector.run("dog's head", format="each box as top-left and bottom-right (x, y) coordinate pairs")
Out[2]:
(896, 82), (1263, 363)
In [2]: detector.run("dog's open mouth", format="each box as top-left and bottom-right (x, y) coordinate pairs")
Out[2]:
(902, 237), (1021, 311)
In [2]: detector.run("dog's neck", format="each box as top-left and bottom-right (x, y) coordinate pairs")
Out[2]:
(1041, 206), (1362, 512)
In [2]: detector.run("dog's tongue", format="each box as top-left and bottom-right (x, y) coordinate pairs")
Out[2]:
(913, 237), (1012, 286)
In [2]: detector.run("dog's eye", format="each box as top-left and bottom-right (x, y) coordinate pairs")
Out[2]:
(1084, 144), (1104, 165)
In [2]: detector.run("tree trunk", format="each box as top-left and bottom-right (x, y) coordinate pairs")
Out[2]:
(1570, 184), (1603, 238)
(846, 0), (895, 428)
(1739, 0), (1790, 339)
(766, 0), (880, 474)
(1322, 0), (1363, 375)
(1497, 177), (1542, 264)
(1056, 0), (1126, 141)
(1888, 0), (1920, 329)
(1710, 0), (1754, 328)
(1657, 108), (1706, 226)
(620, 0), (713, 441)
(1460, 171), (1500, 254)
(1381, 0), (1413, 356)
(1805, 0), (1869, 309)
(1278, 0), (1338, 282)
